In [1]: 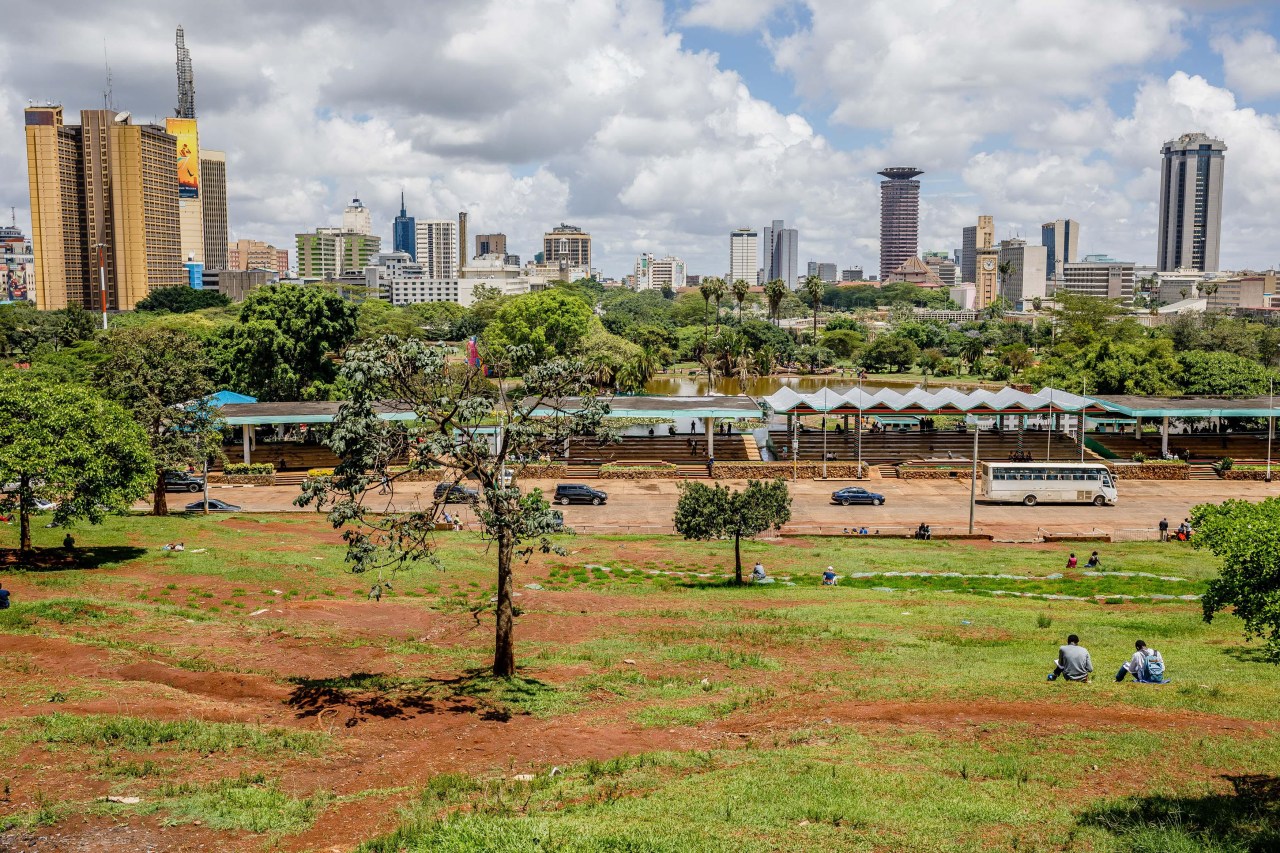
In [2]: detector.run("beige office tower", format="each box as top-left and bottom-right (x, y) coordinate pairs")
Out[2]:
(544, 223), (591, 270)
(201, 150), (228, 269)
(165, 118), (204, 265)
(26, 106), (181, 311)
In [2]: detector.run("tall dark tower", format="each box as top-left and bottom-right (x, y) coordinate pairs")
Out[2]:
(392, 192), (416, 260)
(175, 25), (195, 118)
(878, 167), (923, 282)
(1157, 133), (1226, 272)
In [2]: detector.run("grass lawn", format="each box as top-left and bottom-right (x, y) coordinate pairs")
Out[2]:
(0, 512), (1277, 851)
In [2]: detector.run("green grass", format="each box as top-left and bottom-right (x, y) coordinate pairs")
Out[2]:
(24, 713), (328, 755)
(140, 772), (332, 835)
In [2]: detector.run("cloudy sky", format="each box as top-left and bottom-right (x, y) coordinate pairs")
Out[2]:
(4, 0), (1280, 279)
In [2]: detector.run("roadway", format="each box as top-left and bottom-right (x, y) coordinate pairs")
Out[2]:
(175, 476), (1280, 541)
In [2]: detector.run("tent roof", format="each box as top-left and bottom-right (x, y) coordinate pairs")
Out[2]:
(762, 386), (1099, 415)
(1089, 395), (1280, 418)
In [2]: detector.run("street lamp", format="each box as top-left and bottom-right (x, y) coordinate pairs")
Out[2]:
(94, 243), (108, 331)
(968, 414), (980, 534)
(1268, 376), (1275, 483)
(821, 413), (828, 480)
(857, 373), (864, 480)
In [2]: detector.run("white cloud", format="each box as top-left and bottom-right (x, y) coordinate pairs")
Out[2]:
(1213, 29), (1280, 100)
(679, 0), (788, 33)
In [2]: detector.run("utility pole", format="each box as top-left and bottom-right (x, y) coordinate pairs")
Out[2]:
(968, 419), (979, 534)
(95, 244), (108, 330)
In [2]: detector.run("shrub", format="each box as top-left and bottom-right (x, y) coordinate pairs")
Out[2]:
(306, 468), (335, 478)
(1213, 456), (1234, 473)
(1036, 613), (1052, 629)
(225, 463), (274, 475)
(1131, 452), (1147, 463)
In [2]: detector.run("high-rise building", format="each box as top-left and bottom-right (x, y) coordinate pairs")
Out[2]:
(729, 228), (757, 284)
(974, 246), (999, 310)
(165, 117), (204, 265)
(175, 25), (195, 120)
(634, 253), (654, 290)
(544, 223), (591, 272)
(200, 150), (227, 269)
(25, 106), (182, 311)
(343, 198), (373, 236)
(416, 219), (459, 280)
(762, 219), (798, 288)
(296, 227), (380, 280)
(393, 192), (415, 260)
(960, 215), (993, 284)
(878, 167), (923, 282)
(996, 239), (1048, 308)
(475, 233), (506, 258)
(1058, 255), (1135, 301)
(841, 267), (864, 282)
(1157, 133), (1226, 272)
(1041, 219), (1079, 281)
(228, 239), (289, 276)
(806, 261), (837, 282)
(650, 256), (686, 291)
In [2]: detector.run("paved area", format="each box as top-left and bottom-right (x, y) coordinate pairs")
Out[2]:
(179, 477), (1280, 541)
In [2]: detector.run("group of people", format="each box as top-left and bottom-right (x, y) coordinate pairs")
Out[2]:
(161, 542), (186, 552)
(1158, 517), (1194, 542)
(913, 523), (932, 540)
(1064, 551), (1101, 569)
(1007, 450), (1034, 462)
(1048, 635), (1169, 684)
(842, 527), (871, 536)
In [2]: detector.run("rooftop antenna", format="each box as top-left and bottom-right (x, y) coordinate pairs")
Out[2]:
(103, 42), (114, 111)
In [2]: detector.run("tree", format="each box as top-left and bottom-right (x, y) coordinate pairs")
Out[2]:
(998, 343), (1035, 373)
(297, 337), (611, 677)
(0, 375), (153, 553)
(764, 278), (788, 326)
(219, 283), (359, 400)
(801, 275), (827, 339)
(996, 260), (1015, 304)
(861, 334), (920, 373)
(136, 286), (230, 314)
(484, 290), (593, 372)
(673, 479), (792, 584)
(1178, 350), (1274, 396)
(1194, 497), (1280, 662)
(917, 347), (946, 376)
(820, 329), (864, 360)
(97, 326), (225, 515)
(731, 278), (751, 322)
(960, 334), (986, 373)
(698, 278), (718, 341)
(704, 277), (728, 333)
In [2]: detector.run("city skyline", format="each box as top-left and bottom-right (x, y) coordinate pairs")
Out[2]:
(4, 2), (1280, 282)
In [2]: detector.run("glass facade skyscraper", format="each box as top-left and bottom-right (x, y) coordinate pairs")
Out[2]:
(393, 192), (416, 260)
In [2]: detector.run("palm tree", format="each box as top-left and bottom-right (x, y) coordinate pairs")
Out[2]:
(698, 278), (718, 342)
(731, 278), (751, 322)
(961, 334), (985, 375)
(996, 260), (1015, 306)
(763, 278), (787, 326)
(706, 277), (727, 333)
(801, 274), (826, 339)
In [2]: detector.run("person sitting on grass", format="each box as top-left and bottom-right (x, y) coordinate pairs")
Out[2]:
(752, 561), (766, 582)
(1047, 634), (1093, 682)
(822, 566), (837, 586)
(1065, 552), (1078, 569)
(1115, 640), (1168, 684)
(0, 583), (10, 609)
(1085, 551), (1100, 569)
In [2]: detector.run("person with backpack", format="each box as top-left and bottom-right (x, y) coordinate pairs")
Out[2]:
(1116, 640), (1167, 683)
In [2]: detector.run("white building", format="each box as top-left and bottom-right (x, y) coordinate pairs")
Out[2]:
(1155, 268), (1219, 305)
(1058, 255), (1135, 300)
(996, 239), (1048, 308)
(949, 283), (976, 310)
(729, 228), (757, 285)
(634, 253), (685, 290)
(416, 220), (459, 280)
(342, 197), (373, 236)
(634, 252), (654, 289)
(366, 251), (535, 307)
(462, 253), (524, 280)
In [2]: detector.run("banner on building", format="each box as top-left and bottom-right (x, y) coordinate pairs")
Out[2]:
(166, 118), (200, 199)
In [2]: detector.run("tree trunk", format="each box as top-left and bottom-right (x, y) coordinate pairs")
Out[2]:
(492, 529), (516, 677)
(734, 533), (743, 585)
(18, 477), (31, 554)
(153, 469), (169, 516)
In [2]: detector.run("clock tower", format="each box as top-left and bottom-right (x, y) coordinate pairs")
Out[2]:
(975, 249), (999, 309)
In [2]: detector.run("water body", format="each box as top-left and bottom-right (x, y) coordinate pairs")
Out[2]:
(642, 374), (1002, 398)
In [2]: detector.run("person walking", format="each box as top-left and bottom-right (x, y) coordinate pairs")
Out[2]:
(706, 456), (715, 478)
(1158, 517), (1169, 542)
(1047, 634), (1093, 682)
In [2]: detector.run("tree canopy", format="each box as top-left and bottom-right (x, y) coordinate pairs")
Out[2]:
(1194, 497), (1280, 663)
(484, 290), (593, 371)
(673, 479), (792, 583)
(135, 286), (230, 314)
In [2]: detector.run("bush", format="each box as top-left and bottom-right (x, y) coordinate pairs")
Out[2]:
(1214, 456), (1234, 473)
(1131, 452), (1147, 463)
(224, 463), (274, 475)
(306, 468), (335, 478)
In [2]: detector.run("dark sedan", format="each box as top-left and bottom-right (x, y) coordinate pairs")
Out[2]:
(164, 471), (206, 493)
(831, 487), (885, 507)
(185, 498), (241, 512)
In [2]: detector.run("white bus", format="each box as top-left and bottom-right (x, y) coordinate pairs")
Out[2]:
(980, 462), (1117, 507)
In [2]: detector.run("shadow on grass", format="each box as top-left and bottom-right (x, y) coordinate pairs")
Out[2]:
(1078, 774), (1280, 851)
(0, 546), (147, 572)
(1222, 646), (1274, 665)
(284, 669), (556, 726)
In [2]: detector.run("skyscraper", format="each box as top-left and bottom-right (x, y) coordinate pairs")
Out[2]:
(200, 150), (227, 269)
(1157, 133), (1227, 272)
(343, 198), (373, 236)
(544, 224), (591, 272)
(175, 25), (195, 120)
(475, 233), (506, 258)
(416, 219), (459, 279)
(1041, 219), (1079, 281)
(25, 106), (182, 311)
(296, 227), (380, 280)
(728, 228), (757, 284)
(878, 167), (923, 282)
(960, 215), (993, 284)
(393, 192), (416, 260)
(762, 219), (798, 288)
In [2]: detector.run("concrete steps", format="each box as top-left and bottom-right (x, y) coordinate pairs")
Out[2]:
(1188, 465), (1220, 481)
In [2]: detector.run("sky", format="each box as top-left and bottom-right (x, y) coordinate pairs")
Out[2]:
(4, 0), (1280, 280)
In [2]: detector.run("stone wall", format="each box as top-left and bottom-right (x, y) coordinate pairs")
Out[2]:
(1222, 469), (1275, 481)
(711, 461), (867, 480)
(1108, 463), (1189, 481)
(599, 464), (680, 480)
(898, 466), (973, 480)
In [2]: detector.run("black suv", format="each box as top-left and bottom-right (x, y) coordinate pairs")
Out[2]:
(434, 482), (479, 503)
(554, 483), (607, 506)
(164, 471), (206, 493)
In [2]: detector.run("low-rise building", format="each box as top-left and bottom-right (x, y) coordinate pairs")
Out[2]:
(201, 268), (275, 302)
(1057, 255), (1135, 300)
(228, 239), (290, 276)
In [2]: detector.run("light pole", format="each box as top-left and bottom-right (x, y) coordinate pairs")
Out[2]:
(968, 416), (980, 534)
(1268, 377), (1275, 483)
(94, 243), (108, 330)
(821, 413), (828, 480)
(1079, 378), (1087, 463)
(1046, 390), (1054, 461)
(857, 373), (864, 480)
(792, 414), (799, 482)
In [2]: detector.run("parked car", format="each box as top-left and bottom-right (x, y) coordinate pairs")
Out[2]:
(434, 482), (479, 504)
(554, 483), (608, 506)
(830, 487), (885, 507)
(185, 498), (241, 512)
(164, 471), (206, 493)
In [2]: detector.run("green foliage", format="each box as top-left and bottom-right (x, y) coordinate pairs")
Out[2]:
(1178, 350), (1275, 396)
(135, 286), (230, 314)
(97, 325), (223, 515)
(218, 283), (359, 401)
(405, 300), (473, 340)
(225, 463), (275, 475)
(0, 303), (98, 358)
(1195, 497), (1280, 662)
(484, 290), (593, 371)
(0, 373), (153, 550)
(151, 773), (332, 835)
(673, 479), (791, 583)
(861, 333), (920, 373)
(819, 329), (864, 359)
(29, 713), (327, 754)
(794, 344), (836, 372)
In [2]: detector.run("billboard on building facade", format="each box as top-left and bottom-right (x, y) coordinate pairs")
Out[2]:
(166, 118), (200, 199)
